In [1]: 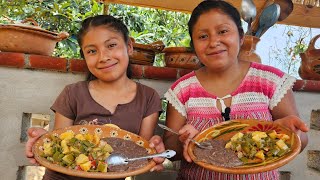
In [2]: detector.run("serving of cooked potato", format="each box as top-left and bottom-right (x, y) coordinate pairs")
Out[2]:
(225, 130), (291, 163)
(41, 131), (113, 172)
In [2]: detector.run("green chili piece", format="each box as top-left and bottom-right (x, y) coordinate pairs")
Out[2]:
(62, 154), (75, 165)
(53, 151), (62, 162)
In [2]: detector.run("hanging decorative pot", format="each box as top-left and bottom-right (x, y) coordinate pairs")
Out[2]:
(0, 18), (69, 56)
(129, 37), (165, 65)
(298, 34), (320, 80)
(238, 35), (261, 63)
(163, 47), (201, 70)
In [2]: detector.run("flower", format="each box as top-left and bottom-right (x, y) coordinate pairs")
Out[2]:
(124, 134), (131, 140)
(94, 128), (103, 135)
(79, 127), (88, 134)
(248, 123), (281, 133)
(136, 140), (145, 147)
(110, 130), (118, 137)
(43, 138), (51, 144)
(146, 148), (152, 154)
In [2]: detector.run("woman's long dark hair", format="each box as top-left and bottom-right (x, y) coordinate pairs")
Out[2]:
(77, 15), (132, 81)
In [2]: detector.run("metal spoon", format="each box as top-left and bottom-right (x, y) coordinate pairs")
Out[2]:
(158, 123), (213, 149)
(240, 0), (256, 35)
(255, 3), (281, 38)
(106, 150), (176, 166)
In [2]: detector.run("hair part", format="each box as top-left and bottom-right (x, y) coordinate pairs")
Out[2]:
(77, 15), (132, 80)
(188, 0), (244, 49)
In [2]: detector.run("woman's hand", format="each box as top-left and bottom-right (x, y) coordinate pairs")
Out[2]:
(149, 135), (166, 172)
(274, 115), (309, 151)
(178, 124), (199, 162)
(274, 115), (308, 133)
(25, 127), (47, 164)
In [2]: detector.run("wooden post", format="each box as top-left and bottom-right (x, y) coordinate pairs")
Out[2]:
(103, 0), (110, 14)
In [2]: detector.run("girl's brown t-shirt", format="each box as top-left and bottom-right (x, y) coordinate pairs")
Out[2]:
(51, 81), (162, 134)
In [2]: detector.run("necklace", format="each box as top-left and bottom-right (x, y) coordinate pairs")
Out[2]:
(217, 94), (232, 121)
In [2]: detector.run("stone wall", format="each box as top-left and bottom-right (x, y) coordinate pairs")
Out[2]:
(1, 52), (320, 180)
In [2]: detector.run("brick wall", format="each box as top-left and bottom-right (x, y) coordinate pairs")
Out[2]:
(1, 52), (320, 180)
(1, 51), (320, 92)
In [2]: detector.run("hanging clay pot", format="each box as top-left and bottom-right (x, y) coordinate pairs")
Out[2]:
(0, 18), (69, 56)
(163, 47), (201, 70)
(298, 34), (320, 80)
(129, 37), (165, 65)
(238, 35), (261, 63)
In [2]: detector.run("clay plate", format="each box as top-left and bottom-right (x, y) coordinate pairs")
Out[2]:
(187, 119), (301, 174)
(33, 125), (156, 179)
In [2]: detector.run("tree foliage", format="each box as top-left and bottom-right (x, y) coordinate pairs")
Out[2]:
(267, 25), (314, 77)
(1, 0), (103, 58)
(0, 0), (190, 61)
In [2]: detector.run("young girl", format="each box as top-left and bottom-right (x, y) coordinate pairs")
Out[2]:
(25, 15), (165, 180)
(163, 1), (308, 179)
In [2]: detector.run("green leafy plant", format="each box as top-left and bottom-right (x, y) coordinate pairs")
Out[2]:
(268, 25), (311, 77)
(1, 0), (104, 58)
(0, 1), (190, 62)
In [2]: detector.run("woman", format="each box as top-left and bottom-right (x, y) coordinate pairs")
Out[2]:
(163, 1), (308, 179)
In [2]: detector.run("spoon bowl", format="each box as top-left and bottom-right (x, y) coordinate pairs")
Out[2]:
(241, 0), (257, 35)
(254, 3), (281, 37)
(106, 150), (176, 166)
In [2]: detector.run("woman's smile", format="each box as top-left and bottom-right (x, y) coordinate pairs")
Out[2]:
(207, 49), (226, 56)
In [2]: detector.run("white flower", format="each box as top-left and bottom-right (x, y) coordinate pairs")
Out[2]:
(110, 130), (118, 137)
(136, 140), (144, 147)
(146, 148), (152, 154)
(124, 134), (131, 140)
(94, 128), (103, 135)
(79, 127), (88, 134)
(43, 138), (51, 144)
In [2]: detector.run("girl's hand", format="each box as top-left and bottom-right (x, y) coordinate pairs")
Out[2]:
(149, 135), (165, 172)
(25, 127), (47, 164)
(178, 124), (199, 162)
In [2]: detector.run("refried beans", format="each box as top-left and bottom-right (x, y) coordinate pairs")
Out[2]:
(194, 139), (243, 167)
(103, 137), (149, 172)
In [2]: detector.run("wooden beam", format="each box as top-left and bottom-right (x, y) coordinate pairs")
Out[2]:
(104, 0), (320, 28)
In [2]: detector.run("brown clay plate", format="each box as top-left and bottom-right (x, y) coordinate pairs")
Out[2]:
(33, 125), (156, 179)
(187, 119), (301, 174)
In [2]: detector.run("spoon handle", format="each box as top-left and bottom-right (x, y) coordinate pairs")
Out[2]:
(254, 27), (263, 38)
(127, 150), (176, 162)
(158, 123), (180, 135)
(158, 123), (199, 145)
(246, 18), (253, 35)
(251, 0), (273, 35)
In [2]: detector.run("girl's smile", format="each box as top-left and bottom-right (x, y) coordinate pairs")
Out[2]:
(98, 62), (118, 72)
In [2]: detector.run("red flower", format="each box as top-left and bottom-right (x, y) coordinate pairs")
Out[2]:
(248, 123), (282, 133)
